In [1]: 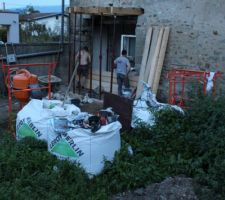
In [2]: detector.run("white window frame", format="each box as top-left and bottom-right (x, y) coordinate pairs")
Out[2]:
(120, 34), (136, 56)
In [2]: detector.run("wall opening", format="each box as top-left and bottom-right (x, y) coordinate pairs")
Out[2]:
(121, 34), (136, 68)
(84, 15), (137, 72)
(0, 25), (8, 43)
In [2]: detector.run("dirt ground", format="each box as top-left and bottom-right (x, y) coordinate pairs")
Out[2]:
(112, 176), (198, 200)
(0, 97), (19, 130)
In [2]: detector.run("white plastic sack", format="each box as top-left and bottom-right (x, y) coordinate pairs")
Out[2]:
(16, 99), (121, 175)
(16, 99), (80, 141)
(206, 72), (215, 92)
(132, 99), (155, 127)
(132, 82), (183, 128)
(48, 121), (122, 175)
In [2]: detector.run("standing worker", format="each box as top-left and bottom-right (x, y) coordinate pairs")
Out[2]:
(114, 49), (131, 96)
(75, 46), (91, 89)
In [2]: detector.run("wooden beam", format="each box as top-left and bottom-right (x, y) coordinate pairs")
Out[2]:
(99, 19), (137, 25)
(91, 74), (138, 87)
(143, 27), (160, 83)
(136, 27), (153, 97)
(147, 27), (164, 88)
(112, 7), (144, 16)
(91, 70), (138, 82)
(67, 6), (144, 16)
(152, 27), (170, 94)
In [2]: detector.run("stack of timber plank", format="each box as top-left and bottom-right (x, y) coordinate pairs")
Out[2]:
(136, 26), (170, 97)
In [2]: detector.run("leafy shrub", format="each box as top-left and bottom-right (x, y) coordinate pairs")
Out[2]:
(1, 95), (225, 199)
(0, 135), (89, 200)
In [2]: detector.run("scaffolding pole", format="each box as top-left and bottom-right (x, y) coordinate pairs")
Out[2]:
(110, 15), (116, 93)
(89, 14), (95, 96)
(99, 13), (103, 98)
(68, 13), (71, 84)
(78, 13), (82, 94)
(73, 13), (77, 93)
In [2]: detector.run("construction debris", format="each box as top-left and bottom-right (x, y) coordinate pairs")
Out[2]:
(16, 99), (121, 175)
(132, 82), (183, 128)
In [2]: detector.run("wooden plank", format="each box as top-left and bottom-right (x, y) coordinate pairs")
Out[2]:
(92, 74), (117, 83)
(136, 27), (153, 97)
(147, 27), (164, 88)
(86, 79), (118, 93)
(91, 76), (137, 88)
(91, 70), (139, 82)
(112, 7), (144, 16)
(84, 69), (138, 93)
(68, 6), (144, 16)
(143, 27), (160, 83)
(86, 76), (137, 93)
(152, 27), (170, 94)
(68, 6), (107, 15)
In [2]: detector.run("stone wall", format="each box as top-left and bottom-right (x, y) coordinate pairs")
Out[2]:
(71, 0), (225, 100)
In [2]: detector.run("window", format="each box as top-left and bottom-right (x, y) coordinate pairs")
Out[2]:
(121, 35), (136, 67)
(0, 25), (8, 43)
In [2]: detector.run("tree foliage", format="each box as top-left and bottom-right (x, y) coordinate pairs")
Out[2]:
(20, 21), (60, 43)
(21, 5), (40, 14)
(19, 5), (61, 42)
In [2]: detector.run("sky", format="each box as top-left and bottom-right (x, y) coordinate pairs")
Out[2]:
(2, 0), (69, 9)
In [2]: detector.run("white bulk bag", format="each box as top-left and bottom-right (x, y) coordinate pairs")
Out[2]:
(16, 99), (80, 141)
(16, 99), (121, 175)
(48, 121), (122, 175)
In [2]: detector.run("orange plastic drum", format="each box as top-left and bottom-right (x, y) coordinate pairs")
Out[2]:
(13, 69), (31, 103)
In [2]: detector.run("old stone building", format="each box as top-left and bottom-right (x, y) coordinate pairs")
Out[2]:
(70, 0), (225, 99)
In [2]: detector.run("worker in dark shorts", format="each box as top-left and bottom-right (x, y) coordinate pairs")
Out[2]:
(114, 49), (131, 96)
(75, 46), (91, 88)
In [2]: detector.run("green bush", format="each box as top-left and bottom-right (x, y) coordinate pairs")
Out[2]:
(0, 135), (89, 200)
(1, 95), (225, 199)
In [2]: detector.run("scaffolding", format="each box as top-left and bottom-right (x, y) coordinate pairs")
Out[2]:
(67, 6), (144, 98)
(168, 69), (222, 107)
(2, 63), (56, 113)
